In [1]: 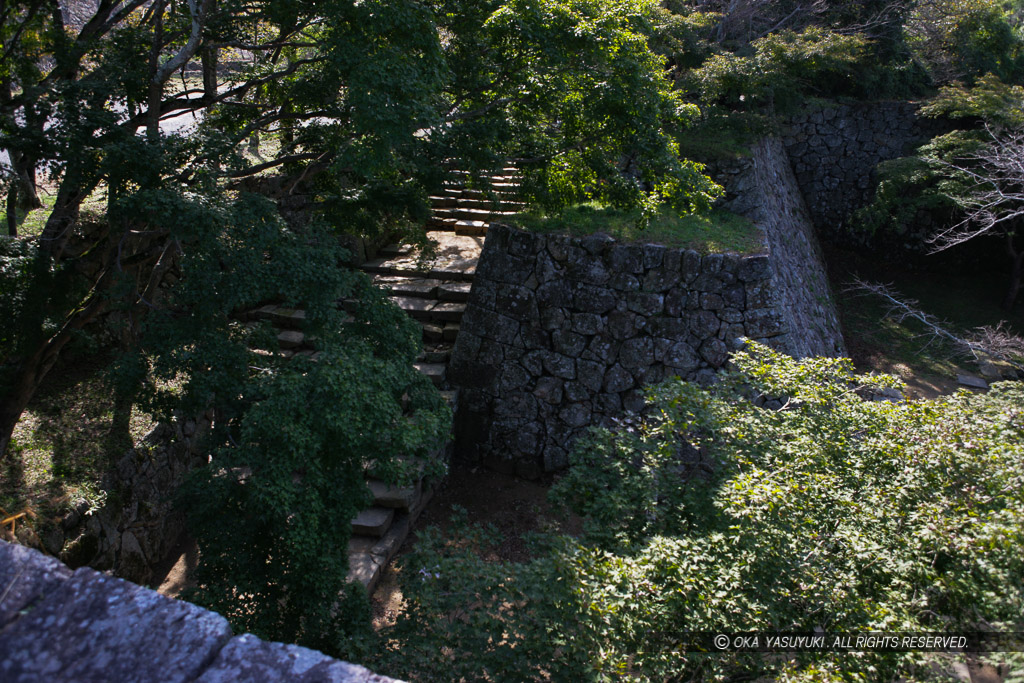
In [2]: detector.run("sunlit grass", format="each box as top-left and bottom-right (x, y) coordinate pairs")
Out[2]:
(2, 354), (156, 527)
(511, 203), (763, 253)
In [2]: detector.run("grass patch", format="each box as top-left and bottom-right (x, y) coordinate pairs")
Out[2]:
(0, 190), (59, 238)
(675, 108), (767, 163)
(2, 352), (155, 530)
(511, 203), (763, 253)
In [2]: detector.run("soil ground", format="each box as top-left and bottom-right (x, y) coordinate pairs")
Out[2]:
(369, 464), (581, 630)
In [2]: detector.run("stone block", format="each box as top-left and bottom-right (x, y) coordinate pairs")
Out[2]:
(567, 249), (610, 285)
(0, 540), (72, 627)
(583, 334), (618, 364)
(573, 284), (617, 314)
(609, 244), (644, 273)
(664, 288), (688, 316)
(619, 337), (654, 370)
(571, 312), (603, 336)
(536, 280), (573, 308)
(642, 244), (666, 269)
(198, 633), (398, 682)
(700, 338), (729, 366)
(533, 376), (564, 404)
(367, 480), (419, 510)
(475, 308), (520, 344)
(0, 565), (231, 683)
(556, 401), (590, 429)
(689, 310), (721, 340)
(608, 272), (640, 291)
(576, 359), (606, 393)
(277, 330), (305, 349)
(665, 342), (700, 372)
(552, 330), (586, 357)
(603, 364), (634, 393)
(542, 351), (576, 380)
(351, 507), (394, 537)
(682, 250), (701, 283)
(495, 286), (537, 321)
(607, 311), (637, 340)
(642, 269), (680, 293)
(745, 308), (785, 338)
(494, 393), (539, 421)
(627, 291), (664, 316)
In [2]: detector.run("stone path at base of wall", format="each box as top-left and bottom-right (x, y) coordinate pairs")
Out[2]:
(0, 540), (400, 683)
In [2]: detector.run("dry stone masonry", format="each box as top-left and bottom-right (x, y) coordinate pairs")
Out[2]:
(449, 138), (844, 477)
(0, 540), (399, 682)
(780, 101), (948, 238)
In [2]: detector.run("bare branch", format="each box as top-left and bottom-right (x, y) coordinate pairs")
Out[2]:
(926, 127), (1024, 252)
(849, 278), (1024, 371)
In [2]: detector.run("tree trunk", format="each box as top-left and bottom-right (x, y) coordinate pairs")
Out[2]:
(6, 183), (18, 237)
(0, 288), (110, 458)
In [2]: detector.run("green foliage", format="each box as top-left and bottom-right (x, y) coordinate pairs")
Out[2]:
(920, 73), (1024, 128)
(687, 27), (871, 110)
(907, 0), (1024, 85)
(430, 0), (722, 216)
(124, 192), (451, 656)
(378, 343), (1024, 681)
(854, 154), (958, 245)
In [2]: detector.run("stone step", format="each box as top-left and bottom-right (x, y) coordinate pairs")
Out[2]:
(388, 296), (467, 324)
(455, 220), (489, 236)
(350, 506), (394, 537)
(250, 304), (307, 329)
(433, 207), (521, 221)
(378, 243), (414, 258)
(437, 198), (526, 212)
(442, 180), (520, 192)
(361, 258), (476, 282)
(347, 476), (438, 593)
(414, 362), (446, 387)
(438, 281), (472, 302)
(448, 170), (522, 182)
(440, 188), (519, 201)
(372, 275), (442, 299)
(276, 329), (305, 350)
(389, 295), (437, 321)
(421, 321), (462, 343)
(368, 478), (421, 510)
(425, 216), (459, 230)
(428, 195), (458, 208)
(417, 346), (452, 364)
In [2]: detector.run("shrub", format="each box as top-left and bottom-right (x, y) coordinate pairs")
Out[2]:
(377, 343), (1024, 681)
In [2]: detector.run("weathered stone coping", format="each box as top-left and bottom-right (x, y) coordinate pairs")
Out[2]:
(0, 540), (399, 682)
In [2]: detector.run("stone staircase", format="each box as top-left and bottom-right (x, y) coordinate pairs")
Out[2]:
(427, 166), (525, 236)
(242, 165), (523, 594)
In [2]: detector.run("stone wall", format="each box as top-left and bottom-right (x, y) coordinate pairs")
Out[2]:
(736, 138), (846, 359)
(780, 101), (947, 237)
(448, 138), (843, 476)
(44, 417), (212, 587)
(0, 540), (398, 682)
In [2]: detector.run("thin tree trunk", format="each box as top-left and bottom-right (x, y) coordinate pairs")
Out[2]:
(0, 287), (110, 458)
(6, 183), (18, 237)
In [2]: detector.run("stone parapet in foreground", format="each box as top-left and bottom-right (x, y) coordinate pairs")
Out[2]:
(0, 540), (399, 683)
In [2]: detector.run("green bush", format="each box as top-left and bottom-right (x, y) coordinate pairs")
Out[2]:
(377, 343), (1024, 681)
(125, 191), (451, 658)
